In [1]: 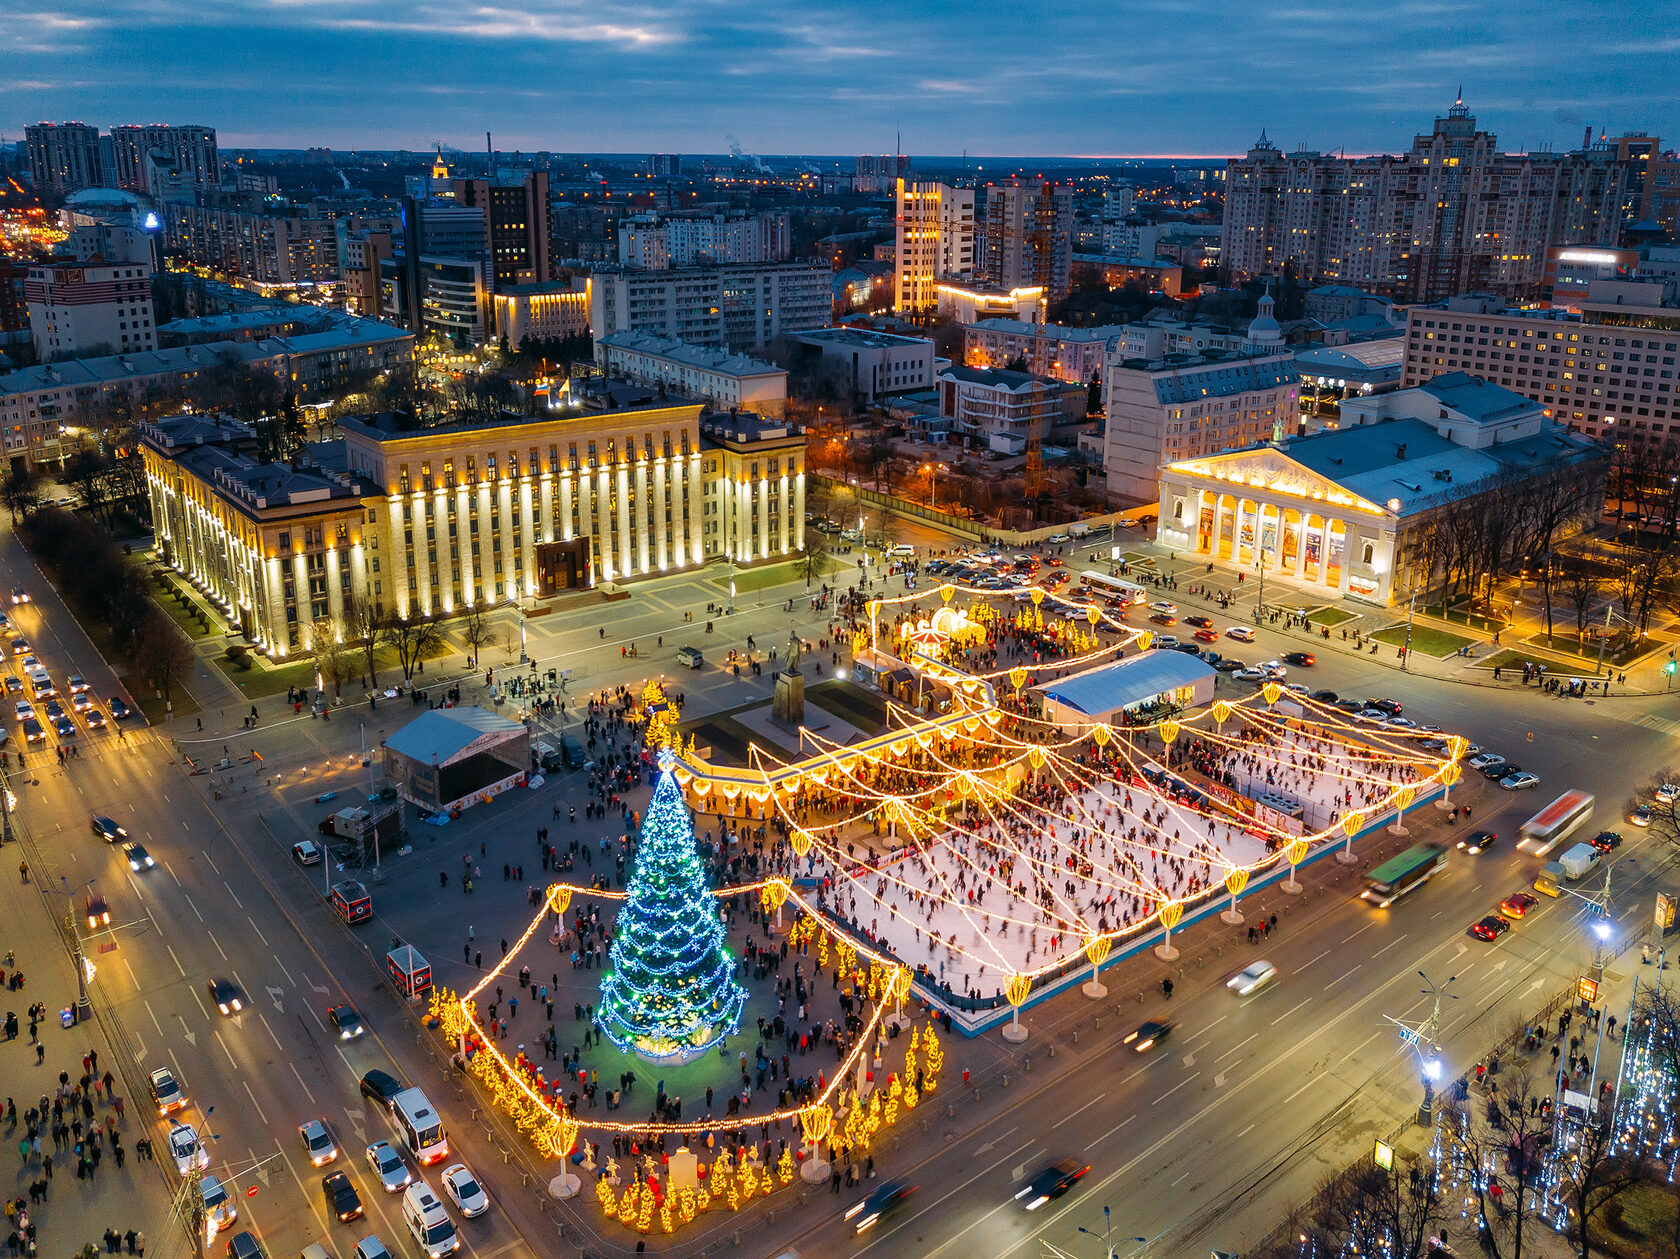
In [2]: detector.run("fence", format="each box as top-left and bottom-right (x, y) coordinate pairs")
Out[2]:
(809, 475), (1143, 548)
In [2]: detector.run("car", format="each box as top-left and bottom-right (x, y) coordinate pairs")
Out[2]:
(122, 841), (155, 871)
(1499, 893), (1539, 920)
(1233, 667), (1268, 682)
(360, 1070), (406, 1112)
(1458, 831), (1498, 855)
(1481, 761), (1519, 780)
(1193, 628), (1219, 643)
(67, 675), (88, 694)
(1285, 682), (1309, 695)
(84, 707), (106, 729)
(5, 639), (24, 656)
(1148, 600), (1178, 616)
(1046, 533), (1070, 544)
(1257, 660), (1288, 679)
(1226, 626), (1257, 642)
(2, 676), (19, 695)
(42, 698), (64, 720)
(20, 719), (42, 744)
(9, 589), (27, 605)
(1282, 652), (1316, 666)
(1121, 1018), (1174, 1052)
(12, 700), (30, 722)
(1228, 961), (1278, 996)
(293, 839), (324, 866)
(1657, 783), (1679, 804)
(1467, 753), (1506, 772)
(1150, 634), (1179, 649)
(301, 1120), (338, 1167)
(1044, 557), (1064, 568)
(324, 1171), (363, 1222)
(1353, 709), (1389, 724)
(1365, 698), (1403, 716)
(108, 697), (133, 721)
(85, 892), (109, 929)
(1310, 690), (1339, 703)
(1173, 641), (1203, 656)
(169, 1122), (209, 1174)
(1385, 716), (1418, 729)
(845, 1180), (916, 1232)
(51, 717), (74, 740)
(350, 1236), (390, 1259)
(1184, 615), (1214, 629)
(71, 692), (92, 714)
(1590, 830), (1623, 852)
(1500, 771), (1540, 791)
(330, 1005), (364, 1039)
(1212, 658), (1245, 673)
(367, 1141), (412, 1194)
(1629, 805), (1652, 827)
(201, 1173), (238, 1233)
(209, 977), (244, 1015)
(225, 1232), (264, 1259)
(1148, 612), (1178, 626)
(1470, 915), (1511, 942)
(91, 815), (127, 843)
(149, 1066), (185, 1114)
(440, 1164), (487, 1217)
(1334, 698), (1365, 713)
(674, 645), (704, 669)
(1014, 1158), (1089, 1210)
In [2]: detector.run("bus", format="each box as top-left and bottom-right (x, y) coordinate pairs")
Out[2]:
(1078, 570), (1146, 606)
(1519, 790), (1594, 856)
(393, 1088), (448, 1165)
(1360, 843), (1448, 908)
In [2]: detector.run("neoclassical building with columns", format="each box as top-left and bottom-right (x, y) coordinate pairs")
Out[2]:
(1154, 373), (1603, 606)
(142, 393), (806, 657)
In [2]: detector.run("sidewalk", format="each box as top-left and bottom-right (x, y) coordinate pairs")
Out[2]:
(0, 828), (174, 1259)
(1115, 540), (1680, 699)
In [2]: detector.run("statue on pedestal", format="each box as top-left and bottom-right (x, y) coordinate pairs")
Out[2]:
(784, 632), (802, 675)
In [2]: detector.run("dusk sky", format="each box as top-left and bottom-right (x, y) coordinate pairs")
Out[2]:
(6, 0), (1679, 158)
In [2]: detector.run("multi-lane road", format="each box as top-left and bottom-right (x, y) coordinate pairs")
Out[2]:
(3, 516), (1676, 1259)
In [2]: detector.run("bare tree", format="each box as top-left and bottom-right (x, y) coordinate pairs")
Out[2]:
(379, 614), (442, 681)
(795, 533), (831, 592)
(1311, 1157), (1445, 1259)
(342, 591), (381, 688)
(1628, 768), (1680, 859)
(127, 608), (196, 706)
(309, 618), (353, 698)
(1562, 562), (1601, 643)
(1437, 1069), (1555, 1259)
(1556, 1103), (1644, 1259)
(458, 605), (495, 665)
(0, 468), (42, 524)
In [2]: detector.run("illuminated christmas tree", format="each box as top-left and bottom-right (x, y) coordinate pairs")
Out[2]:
(598, 763), (746, 1062)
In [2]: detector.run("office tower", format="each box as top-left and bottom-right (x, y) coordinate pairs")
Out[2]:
(450, 171), (552, 290)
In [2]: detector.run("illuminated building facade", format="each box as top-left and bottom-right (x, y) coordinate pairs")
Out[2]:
(893, 180), (975, 313)
(981, 179), (1074, 300)
(141, 395), (806, 654)
(493, 281), (590, 347)
(1154, 374), (1603, 605)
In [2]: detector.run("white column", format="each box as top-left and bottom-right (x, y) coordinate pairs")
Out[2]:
(794, 469), (806, 552)
(539, 474), (554, 544)
(411, 497), (432, 616)
(518, 479), (535, 596)
(497, 479), (516, 599)
(291, 552), (311, 649)
(597, 468), (613, 579)
(1335, 521), (1352, 594)
(758, 476), (769, 559)
(469, 484), (488, 607)
(432, 488), (448, 612)
(653, 460), (668, 570)
(388, 499), (409, 618)
(1294, 513), (1309, 576)
(264, 556), (286, 652)
(634, 462), (649, 575)
(616, 463), (631, 577)
(559, 473), (573, 542)
(687, 454), (704, 564)
(349, 542), (368, 612)
(778, 474), (790, 554)
(326, 546), (344, 631)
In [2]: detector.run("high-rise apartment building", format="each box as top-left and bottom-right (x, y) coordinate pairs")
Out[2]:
(856, 153), (911, 193)
(449, 172), (552, 291)
(26, 254), (157, 361)
(1222, 98), (1664, 303)
(25, 123), (103, 194)
(589, 262), (830, 353)
(982, 180), (1074, 300)
(165, 199), (394, 288)
(617, 212), (790, 270)
(893, 180), (975, 313)
(1400, 279), (1680, 449)
(109, 124), (219, 194)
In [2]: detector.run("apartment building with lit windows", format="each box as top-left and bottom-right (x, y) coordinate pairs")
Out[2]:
(893, 180), (975, 313)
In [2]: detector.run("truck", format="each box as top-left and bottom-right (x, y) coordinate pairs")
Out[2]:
(1558, 842), (1602, 881)
(1068, 522), (1092, 540)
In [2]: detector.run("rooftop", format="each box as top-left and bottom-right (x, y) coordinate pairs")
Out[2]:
(1292, 339), (1406, 376)
(969, 319), (1126, 343)
(384, 707), (525, 768)
(1416, 371), (1538, 423)
(596, 331), (785, 379)
(1036, 652), (1216, 716)
(793, 327), (933, 350)
(938, 365), (1044, 392)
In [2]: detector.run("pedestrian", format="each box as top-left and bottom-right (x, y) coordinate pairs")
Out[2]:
(134, 1231), (144, 1258)
(123, 1232), (135, 1255)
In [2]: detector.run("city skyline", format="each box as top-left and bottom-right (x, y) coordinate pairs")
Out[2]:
(5, 0), (1679, 158)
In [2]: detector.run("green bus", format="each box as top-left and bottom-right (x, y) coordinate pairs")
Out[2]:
(1360, 843), (1447, 908)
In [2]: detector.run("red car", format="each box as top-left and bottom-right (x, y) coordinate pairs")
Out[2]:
(1194, 628), (1219, 643)
(1498, 892), (1538, 920)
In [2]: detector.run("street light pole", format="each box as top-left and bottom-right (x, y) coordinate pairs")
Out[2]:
(1075, 1206), (1146, 1259)
(1401, 591), (1417, 671)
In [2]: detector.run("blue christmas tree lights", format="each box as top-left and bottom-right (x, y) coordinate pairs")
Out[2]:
(598, 766), (746, 1063)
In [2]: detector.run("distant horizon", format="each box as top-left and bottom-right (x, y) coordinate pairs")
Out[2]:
(4, 1), (1673, 160)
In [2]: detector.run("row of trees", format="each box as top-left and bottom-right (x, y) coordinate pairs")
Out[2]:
(17, 508), (194, 706)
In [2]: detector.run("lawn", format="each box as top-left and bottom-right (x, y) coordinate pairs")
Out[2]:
(213, 636), (455, 700)
(1476, 647), (1579, 676)
(1600, 1180), (1678, 1259)
(1304, 606), (1358, 627)
(1369, 623), (1476, 657)
(1523, 631), (1664, 669)
(1423, 601), (1507, 632)
(75, 610), (200, 723)
(709, 554), (845, 595)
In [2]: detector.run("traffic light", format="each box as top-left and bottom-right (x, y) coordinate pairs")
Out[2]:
(1666, 659), (1677, 676)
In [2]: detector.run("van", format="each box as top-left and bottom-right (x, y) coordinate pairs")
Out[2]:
(887, 543), (915, 558)
(201, 1172), (237, 1232)
(1068, 523), (1091, 539)
(532, 742), (561, 773)
(1533, 863), (1564, 897)
(401, 1184), (459, 1258)
(675, 646), (703, 669)
(28, 672), (53, 700)
(560, 734), (586, 769)
(1558, 842), (1601, 881)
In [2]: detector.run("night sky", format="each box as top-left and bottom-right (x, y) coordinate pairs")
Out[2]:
(5, 0), (1678, 157)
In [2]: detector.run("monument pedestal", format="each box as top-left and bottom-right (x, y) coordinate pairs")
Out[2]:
(772, 669), (805, 727)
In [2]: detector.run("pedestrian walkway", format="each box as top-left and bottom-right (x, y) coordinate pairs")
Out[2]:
(0, 833), (173, 1259)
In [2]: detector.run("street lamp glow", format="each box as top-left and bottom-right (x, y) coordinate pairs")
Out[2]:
(1593, 920), (1611, 941)
(1423, 1057), (1442, 1081)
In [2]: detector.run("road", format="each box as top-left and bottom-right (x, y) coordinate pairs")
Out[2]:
(3, 517), (1677, 1259)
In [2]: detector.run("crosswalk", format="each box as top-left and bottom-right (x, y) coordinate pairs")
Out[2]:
(1600, 706), (1680, 737)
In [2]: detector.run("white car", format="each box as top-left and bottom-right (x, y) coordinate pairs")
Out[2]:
(1227, 961), (1278, 996)
(169, 1122), (209, 1174)
(1225, 626), (1257, 642)
(1385, 716), (1418, 729)
(1148, 600), (1178, 616)
(1657, 783), (1678, 804)
(1046, 534), (1070, 545)
(1233, 667), (1268, 682)
(1355, 709), (1390, 724)
(1467, 753), (1506, 771)
(1500, 771), (1540, 791)
(293, 840), (323, 866)
(13, 701), (31, 721)
(300, 1119), (337, 1166)
(367, 1141), (412, 1194)
(441, 1164), (489, 1218)
(1256, 660), (1287, 678)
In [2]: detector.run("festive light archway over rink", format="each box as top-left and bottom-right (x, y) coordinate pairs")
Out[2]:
(670, 579), (1467, 991)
